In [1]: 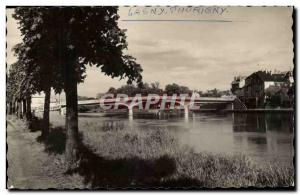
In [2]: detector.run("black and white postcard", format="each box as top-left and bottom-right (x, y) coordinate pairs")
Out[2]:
(6, 6), (295, 190)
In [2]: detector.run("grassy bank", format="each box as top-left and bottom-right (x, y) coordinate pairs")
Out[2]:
(81, 121), (294, 188)
(8, 115), (294, 189)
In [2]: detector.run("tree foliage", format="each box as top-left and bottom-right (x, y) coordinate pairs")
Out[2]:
(165, 83), (192, 96)
(102, 82), (193, 97)
(13, 7), (143, 88)
(12, 7), (143, 168)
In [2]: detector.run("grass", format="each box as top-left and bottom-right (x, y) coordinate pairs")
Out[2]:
(9, 114), (294, 188)
(81, 120), (294, 188)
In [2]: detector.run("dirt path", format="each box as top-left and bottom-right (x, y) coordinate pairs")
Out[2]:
(6, 116), (84, 189)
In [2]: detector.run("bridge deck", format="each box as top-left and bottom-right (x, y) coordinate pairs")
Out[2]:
(60, 96), (235, 106)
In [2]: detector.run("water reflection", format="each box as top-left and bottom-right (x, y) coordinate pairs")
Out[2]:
(247, 137), (267, 145)
(231, 113), (294, 165)
(233, 113), (294, 133)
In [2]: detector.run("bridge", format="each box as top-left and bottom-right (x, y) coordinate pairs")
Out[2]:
(59, 96), (245, 116)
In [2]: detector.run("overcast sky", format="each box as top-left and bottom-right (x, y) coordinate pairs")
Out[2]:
(6, 6), (293, 97)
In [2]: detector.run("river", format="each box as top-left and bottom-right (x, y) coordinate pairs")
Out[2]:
(74, 111), (294, 166)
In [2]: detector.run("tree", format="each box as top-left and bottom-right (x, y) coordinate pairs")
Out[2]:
(116, 84), (138, 97)
(179, 86), (192, 96)
(7, 63), (20, 116)
(7, 67), (15, 115)
(139, 82), (150, 96)
(150, 81), (160, 89)
(7, 58), (34, 119)
(150, 82), (163, 95)
(165, 83), (180, 96)
(102, 87), (117, 97)
(139, 82), (164, 96)
(165, 83), (191, 96)
(269, 93), (281, 108)
(107, 87), (117, 94)
(13, 7), (143, 169)
(12, 42), (56, 136)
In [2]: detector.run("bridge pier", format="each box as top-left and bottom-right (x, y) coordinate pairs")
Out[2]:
(184, 105), (189, 120)
(128, 107), (133, 123)
(60, 107), (66, 115)
(128, 107), (133, 116)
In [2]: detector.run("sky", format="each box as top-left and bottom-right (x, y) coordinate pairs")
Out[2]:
(6, 6), (294, 97)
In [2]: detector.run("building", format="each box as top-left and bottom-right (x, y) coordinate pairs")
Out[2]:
(231, 70), (294, 109)
(31, 91), (62, 112)
(242, 71), (290, 108)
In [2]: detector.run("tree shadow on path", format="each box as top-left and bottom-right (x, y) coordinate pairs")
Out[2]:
(36, 127), (66, 155)
(27, 116), (44, 132)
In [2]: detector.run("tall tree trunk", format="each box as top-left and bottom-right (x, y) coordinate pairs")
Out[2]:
(15, 101), (18, 116)
(42, 87), (51, 138)
(7, 102), (12, 115)
(14, 101), (17, 115)
(17, 100), (22, 119)
(26, 94), (32, 119)
(10, 102), (13, 114)
(22, 99), (27, 119)
(65, 59), (80, 170)
(12, 101), (16, 115)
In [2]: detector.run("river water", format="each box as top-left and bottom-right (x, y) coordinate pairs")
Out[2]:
(76, 112), (294, 166)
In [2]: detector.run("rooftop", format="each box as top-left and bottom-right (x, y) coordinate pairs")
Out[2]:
(248, 71), (288, 82)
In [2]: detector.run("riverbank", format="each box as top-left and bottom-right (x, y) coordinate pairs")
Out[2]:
(82, 120), (294, 188)
(225, 108), (294, 113)
(7, 115), (294, 189)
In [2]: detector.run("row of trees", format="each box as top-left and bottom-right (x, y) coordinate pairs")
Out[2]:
(7, 60), (33, 120)
(96, 82), (193, 97)
(97, 83), (231, 98)
(196, 89), (231, 97)
(7, 7), (143, 169)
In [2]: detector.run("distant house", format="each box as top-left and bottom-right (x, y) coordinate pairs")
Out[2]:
(282, 70), (294, 87)
(231, 76), (246, 97)
(242, 71), (289, 108)
(31, 92), (61, 111)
